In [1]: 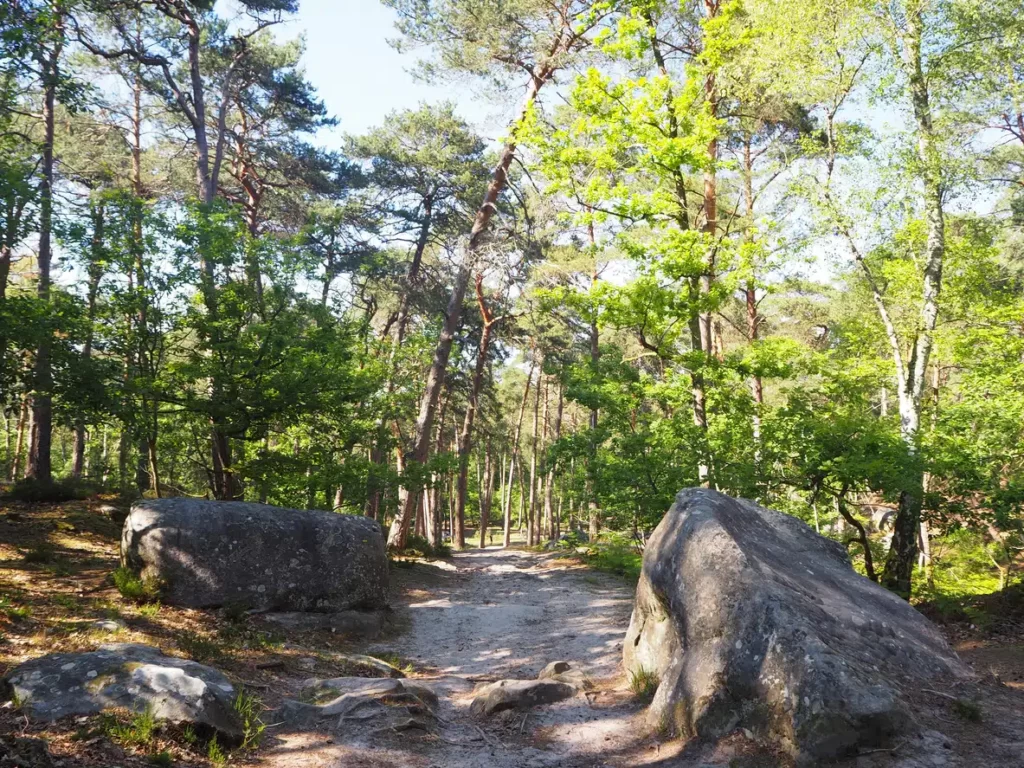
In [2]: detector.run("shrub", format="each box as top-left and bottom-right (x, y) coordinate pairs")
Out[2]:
(113, 567), (162, 604)
(3, 478), (90, 503)
(399, 533), (452, 559)
(177, 633), (221, 662)
(22, 542), (57, 564)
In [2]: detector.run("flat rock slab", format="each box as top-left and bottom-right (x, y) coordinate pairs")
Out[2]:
(121, 499), (388, 612)
(262, 610), (384, 639)
(624, 488), (971, 764)
(470, 679), (577, 716)
(3, 644), (241, 739)
(278, 677), (437, 729)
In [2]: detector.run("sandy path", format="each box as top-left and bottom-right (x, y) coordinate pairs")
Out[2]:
(256, 547), (671, 768)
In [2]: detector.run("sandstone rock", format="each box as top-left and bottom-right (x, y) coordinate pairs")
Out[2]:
(469, 679), (576, 716)
(537, 660), (591, 690)
(278, 677), (436, 729)
(3, 644), (240, 739)
(262, 610), (384, 638)
(91, 619), (126, 633)
(624, 489), (971, 764)
(121, 498), (388, 612)
(538, 661), (571, 678)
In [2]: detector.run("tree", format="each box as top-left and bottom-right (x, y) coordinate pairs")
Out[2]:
(382, 0), (614, 548)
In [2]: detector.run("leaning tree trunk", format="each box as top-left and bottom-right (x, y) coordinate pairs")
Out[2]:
(385, 61), (559, 549)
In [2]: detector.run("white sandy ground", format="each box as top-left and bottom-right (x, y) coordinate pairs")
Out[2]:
(253, 547), (689, 768)
(252, 548), (990, 768)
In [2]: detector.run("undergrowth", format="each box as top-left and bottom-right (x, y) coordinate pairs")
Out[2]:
(112, 567), (163, 604)
(564, 532), (643, 582)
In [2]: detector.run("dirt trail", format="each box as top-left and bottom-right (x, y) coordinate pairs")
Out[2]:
(256, 547), (666, 768)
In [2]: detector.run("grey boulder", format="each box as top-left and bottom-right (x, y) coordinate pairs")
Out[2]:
(624, 488), (970, 764)
(278, 677), (437, 729)
(3, 644), (240, 739)
(122, 498), (388, 612)
(470, 679), (577, 716)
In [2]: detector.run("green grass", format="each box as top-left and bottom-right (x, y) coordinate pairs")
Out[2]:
(233, 689), (266, 750)
(628, 666), (660, 701)
(101, 706), (158, 749)
(112, 567), (162, 604)
(369, 651), (415, 675)
(149, 750), (173, 766)
(136, 602), (161, 618)
(207, 736), (227, 766)
(22, 542), (58, 564)
(567, 532), (643, 582)
(953, 698), (983, 722)
(176, 633), (222, 662)
(395, 533), (452, 559)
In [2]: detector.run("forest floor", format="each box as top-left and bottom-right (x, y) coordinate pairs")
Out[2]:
(0, 498), (1023, 767)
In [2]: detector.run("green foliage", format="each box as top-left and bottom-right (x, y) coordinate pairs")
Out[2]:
(112, 568), (162, 604)
(101, 706), (158, 749)
(148, 751), (173, 767)
(570, 533), (643, 582)
(399, 533), (452, 559)
(206, 736), (228, 767)
(22, 542), (57, 564)
(4, 478), (89, 503)
(233, 689), (267, 751)
(953, 698), (983, 723)
(177, 633), (222, 663)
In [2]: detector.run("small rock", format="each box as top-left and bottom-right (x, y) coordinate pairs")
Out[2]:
(91, 619), (125, 633)
(470, 679), (576, 716)
(537, 661), (571, 678)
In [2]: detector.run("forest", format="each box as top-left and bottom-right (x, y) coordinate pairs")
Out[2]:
(1, 0), (1023, 604)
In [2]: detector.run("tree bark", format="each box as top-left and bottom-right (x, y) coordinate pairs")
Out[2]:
(881, 5), (945, 596)
(72, 203), (106, 479)
(527, 368), (543, 546)
(385, 55), (563, 549)
(27, 11), (63, 485)
(453, 275), (498, 550)
(503, 361), (534, 547)
(544, 380), (564, 542)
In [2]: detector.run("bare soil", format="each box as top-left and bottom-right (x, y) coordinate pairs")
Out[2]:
(2, 499), (1024, 767)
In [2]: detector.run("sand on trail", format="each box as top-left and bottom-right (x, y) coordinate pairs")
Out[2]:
(254, 547), (671, 768)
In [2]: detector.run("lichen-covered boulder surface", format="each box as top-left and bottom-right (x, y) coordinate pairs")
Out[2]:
(3, 644), (241, 739)
(121, 498), (388, 612)
(623, 488), (972, 764)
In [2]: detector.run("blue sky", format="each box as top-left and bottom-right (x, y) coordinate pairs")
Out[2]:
(281, 0), (494, 144)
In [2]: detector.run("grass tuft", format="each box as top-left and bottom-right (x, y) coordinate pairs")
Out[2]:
(233, 689), (266, 750)
(629, 666), (660, 701)
(953, 698), (983, 722)
(113, 567), (162, 604)
(101, 706), (158, 748)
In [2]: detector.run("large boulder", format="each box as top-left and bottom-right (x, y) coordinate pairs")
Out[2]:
(624, 489), (970, 764)
(3, 644), (240, 739)
(122, 499), (388, 612)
